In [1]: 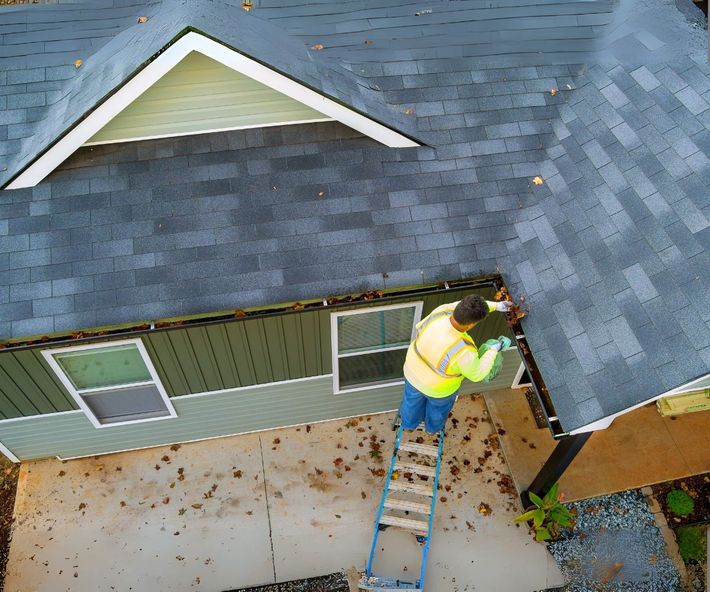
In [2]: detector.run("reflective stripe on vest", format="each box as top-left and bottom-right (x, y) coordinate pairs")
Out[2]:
(412, 311), (474, 379)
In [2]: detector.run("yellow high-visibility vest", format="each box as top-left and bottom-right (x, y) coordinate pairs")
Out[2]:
(403, 301), (496, 398)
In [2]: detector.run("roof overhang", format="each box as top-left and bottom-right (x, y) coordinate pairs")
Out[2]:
(5, 31), (419, 190)
(566, 372), (710, 435)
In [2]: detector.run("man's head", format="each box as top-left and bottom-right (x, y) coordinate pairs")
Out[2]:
(452, 295), (489, 331)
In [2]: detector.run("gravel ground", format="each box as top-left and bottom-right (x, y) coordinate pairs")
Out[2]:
(548, 490), (683, 592)
(228, 572), (350, 591)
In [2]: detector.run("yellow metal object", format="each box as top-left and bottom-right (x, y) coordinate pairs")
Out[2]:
(657, 389), (710, 416)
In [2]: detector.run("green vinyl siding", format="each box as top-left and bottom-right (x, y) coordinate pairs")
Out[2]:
(0, 285), (510, 420)
(0, 349), (521, 461)
(86, 51), (330, 145)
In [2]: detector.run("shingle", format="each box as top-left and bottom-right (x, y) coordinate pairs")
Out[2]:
(606, 315), (643, 358)
(629, 66), (661, 92)
(655, 67), (689, 93)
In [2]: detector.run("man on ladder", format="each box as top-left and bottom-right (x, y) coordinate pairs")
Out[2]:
(361, 294), (513, 591)
(399, 294), (513, 434)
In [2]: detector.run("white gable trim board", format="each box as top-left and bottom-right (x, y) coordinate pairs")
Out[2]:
(6, 31), (419, 190)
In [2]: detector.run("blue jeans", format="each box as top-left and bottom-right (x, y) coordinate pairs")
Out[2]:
(399, 379), (458, 434)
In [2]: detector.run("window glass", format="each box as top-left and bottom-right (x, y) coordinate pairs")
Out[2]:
(83, 384), (171, 425)
(333, 303), (421, 393)
(338, 348), (408, 389)
(54, 344), (152, 390)
(337, 307), (416, 355)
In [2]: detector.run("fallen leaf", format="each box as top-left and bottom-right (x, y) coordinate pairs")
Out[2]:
(178, 508), (186, 516)
(170, 444), (181, 452)
(191, 503), (203, 509)
(532, 176), (544, 185)
(311, 43), (325, 50)
(550, 88), (558, 96)
(74, 59), (83, 68)
(478, 502), (492, 515)
(403, 107), (415, 116)
(58, 471), (66, 477)
(361, 491), (367, 499)
(161, 455), (170, 462)
(137, 16), (148, 23)
(162, 497), (170, 505)
(233, 470), (243, 479)
(242, 0), (253, 10)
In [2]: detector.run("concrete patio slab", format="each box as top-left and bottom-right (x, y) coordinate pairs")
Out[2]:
(5, 394), (564, 592)
(485, 388), (710, 501)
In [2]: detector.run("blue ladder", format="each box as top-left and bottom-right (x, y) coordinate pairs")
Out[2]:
(359, 419), (445, 591)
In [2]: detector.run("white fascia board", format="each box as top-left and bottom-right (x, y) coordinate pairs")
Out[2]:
(566, 372), (710, 435)
(6, 31), (418, 190)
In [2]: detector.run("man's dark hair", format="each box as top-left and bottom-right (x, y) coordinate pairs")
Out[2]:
(453, 295), (489, 326)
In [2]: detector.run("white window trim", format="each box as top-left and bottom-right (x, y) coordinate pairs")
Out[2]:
(330, 301), (423, 395)
(511, 361), (532, 389)
(6, 31), (419, 190)
(41, 338), (177, 429)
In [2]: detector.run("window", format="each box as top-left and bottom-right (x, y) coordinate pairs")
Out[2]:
(331, 302), (423, 394)
(42, 338), (176, 428)
(511, 361), (532, 389)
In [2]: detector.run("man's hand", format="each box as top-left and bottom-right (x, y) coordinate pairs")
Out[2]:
(494, 300), (514, 313)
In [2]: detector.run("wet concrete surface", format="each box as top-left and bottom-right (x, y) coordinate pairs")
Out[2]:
(5, 393), (563, 591)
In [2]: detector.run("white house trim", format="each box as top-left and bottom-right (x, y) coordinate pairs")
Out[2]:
(40, 338), (177, 429)
(510, 361), (532, 389)
(6, 31), (418, 189)
(82, 118), (333, 147)
(567, 372), (710, 435)
(0, 440), (19, 464)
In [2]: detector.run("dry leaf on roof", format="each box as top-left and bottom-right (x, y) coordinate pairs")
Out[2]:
(549, 88), (558, 96)
(242, 0), (253, 10)
(137, 16), (148, 23)
(403, 107), (416, 116)
(74, 59), (83, 68)
(311, 43), (325, 51)
(532, 176), (544, 185)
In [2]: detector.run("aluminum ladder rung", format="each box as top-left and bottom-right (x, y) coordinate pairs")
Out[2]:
(383, 498), (431, 515)
(398, 441), (439, 456)
(388, 480), (434, 496)
(359, 576), (422, 591)
(393, 461), (436, 477)
(379, 514), (429, 534)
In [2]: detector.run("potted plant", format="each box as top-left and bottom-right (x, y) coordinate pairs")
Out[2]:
(514, 483), (574, 542)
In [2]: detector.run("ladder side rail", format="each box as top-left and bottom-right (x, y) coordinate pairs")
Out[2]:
(419, 428), (446, 587)
(365, 424), (404, 577)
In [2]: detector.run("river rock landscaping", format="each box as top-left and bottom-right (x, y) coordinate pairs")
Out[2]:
(547, 489), (682, 592)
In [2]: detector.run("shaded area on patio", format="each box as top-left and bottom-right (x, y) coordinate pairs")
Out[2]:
(485, 388), (710, 502)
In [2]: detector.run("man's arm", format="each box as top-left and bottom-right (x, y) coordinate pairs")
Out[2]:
(455, 347), (498, 383)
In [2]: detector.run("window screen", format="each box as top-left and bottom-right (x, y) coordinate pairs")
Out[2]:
(44, 340), (175, 428)
(332, 303), (421, 393)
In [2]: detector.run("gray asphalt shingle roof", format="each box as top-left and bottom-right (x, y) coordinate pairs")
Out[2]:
(1, 0), (709, 432)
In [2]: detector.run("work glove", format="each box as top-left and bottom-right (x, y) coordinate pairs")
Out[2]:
(494, 300), (514, 313)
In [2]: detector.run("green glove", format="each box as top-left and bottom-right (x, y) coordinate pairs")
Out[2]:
(497, 335), (512, 350)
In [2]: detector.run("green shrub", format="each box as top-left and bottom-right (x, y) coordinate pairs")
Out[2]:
(666, 489), (695, 516)
(676, 525), (707, 563)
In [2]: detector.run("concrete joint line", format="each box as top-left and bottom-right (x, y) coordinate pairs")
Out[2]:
(259, 434), (277, 583)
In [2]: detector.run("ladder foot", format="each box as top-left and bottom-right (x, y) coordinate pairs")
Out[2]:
(415, 535), (427, 546)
